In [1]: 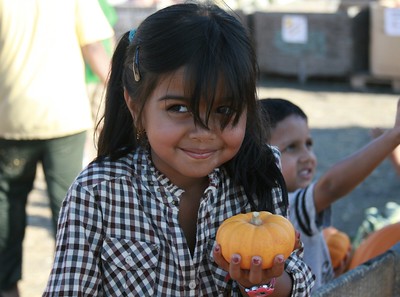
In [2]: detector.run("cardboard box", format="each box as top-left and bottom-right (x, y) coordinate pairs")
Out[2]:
(252, 6), (369, 80)
(370, 2), (400, 78)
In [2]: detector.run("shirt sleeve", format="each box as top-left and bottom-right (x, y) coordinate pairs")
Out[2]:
(289, 184), (332, 237)
(75, 0), (115, 46)
(43, 182), (104, 296)
(285, 241), (316, 296)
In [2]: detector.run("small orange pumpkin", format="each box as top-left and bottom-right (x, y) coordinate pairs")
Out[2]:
(216, 211), (296, 269)
(323, 227), (351, 269)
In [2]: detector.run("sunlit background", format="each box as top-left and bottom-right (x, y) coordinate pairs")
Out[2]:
(18, 0), (400, 296)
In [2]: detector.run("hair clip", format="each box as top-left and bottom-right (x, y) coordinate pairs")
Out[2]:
(133, 46), (141, 82)
(128, 28), (141, 82)
(128, 29), (136, 43)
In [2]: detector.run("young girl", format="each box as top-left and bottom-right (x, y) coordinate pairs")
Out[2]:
(43, 3), (314, 296)
(260, 97), (400, 290)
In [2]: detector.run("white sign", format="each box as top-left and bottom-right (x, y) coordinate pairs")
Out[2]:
(384, 8), (400, 36)
(282, 15), (308, 44)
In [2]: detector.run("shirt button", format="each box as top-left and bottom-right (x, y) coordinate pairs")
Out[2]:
(126, 256), (133, 264)
(188, 281), (196, 290)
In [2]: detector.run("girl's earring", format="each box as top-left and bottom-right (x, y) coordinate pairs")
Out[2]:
(136, 129), (143, 141)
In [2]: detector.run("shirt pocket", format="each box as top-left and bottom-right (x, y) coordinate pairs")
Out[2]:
(101, 237), (160, 295)
(101, 237), (159, 270)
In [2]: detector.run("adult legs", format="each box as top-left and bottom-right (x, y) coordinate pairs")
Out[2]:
(0, 139), (39, 295)
(0, 132), (85, 295)
(41, 132), (86, 233)
(0, 132), (85, 296)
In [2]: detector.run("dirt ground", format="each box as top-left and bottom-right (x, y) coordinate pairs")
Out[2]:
(20, 78), (400, 297)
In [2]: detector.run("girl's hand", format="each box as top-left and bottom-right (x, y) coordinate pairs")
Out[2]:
(213, 244), (286, 288)
(294, 230), (302, 250)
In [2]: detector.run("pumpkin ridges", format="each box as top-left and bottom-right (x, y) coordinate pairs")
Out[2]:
(216, 211), (296, 269)
(226, 219), (265, 268)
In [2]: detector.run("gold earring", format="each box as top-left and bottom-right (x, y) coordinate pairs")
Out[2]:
(136, 129), (143, 141)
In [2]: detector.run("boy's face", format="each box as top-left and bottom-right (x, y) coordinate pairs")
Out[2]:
(270, 114), (317, 192)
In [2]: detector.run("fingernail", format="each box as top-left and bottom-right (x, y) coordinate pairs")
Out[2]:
(232, 254), (241, 264)
(276, 255), (284, 263)
(214, 245), (220, 253)
(252, 256), (262, 266)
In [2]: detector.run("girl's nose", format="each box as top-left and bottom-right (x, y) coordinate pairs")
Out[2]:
(189, 122), (216, 142)
(190, 115), (215, 141)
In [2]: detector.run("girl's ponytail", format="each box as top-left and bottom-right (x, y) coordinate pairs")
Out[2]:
(97, 32), (136, 159)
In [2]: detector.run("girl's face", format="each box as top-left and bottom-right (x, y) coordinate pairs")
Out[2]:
(270, 114), (317, 192)
(126, 68), (247, 189)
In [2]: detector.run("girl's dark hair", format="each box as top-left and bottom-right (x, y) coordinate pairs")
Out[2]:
(97, 2), (288, 212)
(259, 98), (308, 129)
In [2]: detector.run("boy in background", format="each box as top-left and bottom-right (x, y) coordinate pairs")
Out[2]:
(260, 97), (400, 289)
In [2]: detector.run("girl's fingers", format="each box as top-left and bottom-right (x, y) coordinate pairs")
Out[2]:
(248, 256), (263, 284)
(233, 254), (285, 287)
(266, 254), (286, 277)
(213, 244), (230, 271)
(213, 246), (286, 287)
(228, 254), (244, 282)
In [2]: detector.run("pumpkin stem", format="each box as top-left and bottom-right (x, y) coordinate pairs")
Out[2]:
(250, 212), (263, 226)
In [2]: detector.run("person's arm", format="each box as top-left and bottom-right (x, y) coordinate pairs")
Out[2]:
(314, 98), (400, 214)
(81, 40), (112, 84)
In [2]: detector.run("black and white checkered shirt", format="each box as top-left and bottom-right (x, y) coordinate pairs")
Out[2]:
(43, 147), (314, 296)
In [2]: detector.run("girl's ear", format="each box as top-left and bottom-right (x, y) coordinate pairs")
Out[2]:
(124, 88), (138, 121)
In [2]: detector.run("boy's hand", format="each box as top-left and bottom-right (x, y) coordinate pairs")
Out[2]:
(370, 127), (385, 139)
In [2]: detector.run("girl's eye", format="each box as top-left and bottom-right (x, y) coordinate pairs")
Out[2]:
(167, 104), (189, 113)
(216, 106), (235, 116)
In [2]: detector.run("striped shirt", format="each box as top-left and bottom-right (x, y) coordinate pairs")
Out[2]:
(43, 147), (315, 296)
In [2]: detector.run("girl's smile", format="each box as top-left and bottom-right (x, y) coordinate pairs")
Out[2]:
(180, 148), (217, 159)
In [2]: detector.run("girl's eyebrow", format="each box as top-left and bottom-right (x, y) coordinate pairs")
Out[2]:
(157, 94), (189, 102)
(157, 94), (233, 104)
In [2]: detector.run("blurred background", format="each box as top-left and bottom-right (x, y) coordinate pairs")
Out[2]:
(110, 0), (400, 91)
(20, 0), (400, 296)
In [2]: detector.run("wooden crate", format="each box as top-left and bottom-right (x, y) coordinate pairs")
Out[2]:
(350, 73), (400, 92)
(251, 7), (369, 81)
(369, 2), (400, 79)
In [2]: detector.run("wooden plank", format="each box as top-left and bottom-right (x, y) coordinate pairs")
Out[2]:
(350, 73), (400, 92)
